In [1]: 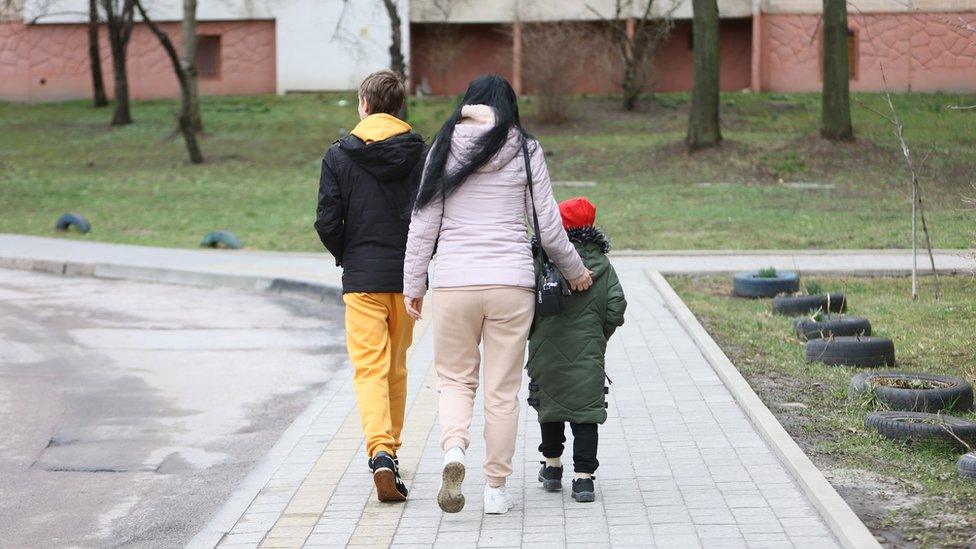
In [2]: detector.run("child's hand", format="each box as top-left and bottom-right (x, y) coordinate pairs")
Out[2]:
(404, 296), (424, 321)
(569, 270), (594, 292)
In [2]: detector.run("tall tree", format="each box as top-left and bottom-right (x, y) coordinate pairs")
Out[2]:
(102, 0), (136, 125)
(134, 0), (203, 163)
(686, 0), (722, 150)
(88, 0), (108, 107)
(382, 0), (406, 79)
(381, 0), (407, 118)
(180, 0), (202, 131)
(821, 0), (853, 141)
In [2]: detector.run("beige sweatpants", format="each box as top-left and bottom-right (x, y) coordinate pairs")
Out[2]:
(432, 286), (535, 488)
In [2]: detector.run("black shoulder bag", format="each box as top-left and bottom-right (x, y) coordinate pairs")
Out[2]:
(523, 140), (570, 317)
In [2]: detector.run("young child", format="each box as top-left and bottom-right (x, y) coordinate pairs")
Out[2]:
(314, 69), (425, 502)
(527, 197), (627, 503)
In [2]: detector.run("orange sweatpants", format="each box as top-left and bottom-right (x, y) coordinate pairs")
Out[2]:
(343, 292), (415, 458)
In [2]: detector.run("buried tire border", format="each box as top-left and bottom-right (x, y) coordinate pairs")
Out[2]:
(865, 411), (976, 450)
(849, 371), (974, 413)
(805, 336), (895, 367)
(795, 315), (872, 341)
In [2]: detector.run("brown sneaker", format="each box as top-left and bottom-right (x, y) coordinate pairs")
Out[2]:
(370, 451), (407, 502)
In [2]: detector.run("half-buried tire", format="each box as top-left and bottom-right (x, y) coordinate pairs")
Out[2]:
(866, 411), (976, 450)
(795, 315), (871, 341)
(54, 212), (91, 234)
(773, 293), (846, 315)
(959, 453), (976, 482)
(200, 230), (242, 250)
(849, 371), (974, 413)
(732, 271), (799, 298)
(805, 336), (894, 367)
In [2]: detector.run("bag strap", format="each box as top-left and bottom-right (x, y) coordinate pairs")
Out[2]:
(523, 139), (552, 265)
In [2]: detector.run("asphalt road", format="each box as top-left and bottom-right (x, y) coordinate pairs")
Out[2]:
(0, 268), (345, 548)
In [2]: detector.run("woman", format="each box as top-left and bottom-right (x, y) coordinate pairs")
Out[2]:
(402, 74), (591, 515)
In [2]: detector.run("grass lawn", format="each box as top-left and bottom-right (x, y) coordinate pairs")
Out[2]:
(1, 92), (974, 251)
(669, 274), (976, 546)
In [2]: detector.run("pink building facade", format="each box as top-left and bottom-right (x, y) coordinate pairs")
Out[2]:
(0, 20), (275, 102)
(0, 0), (974, 102)
(758, 11), (976, 93)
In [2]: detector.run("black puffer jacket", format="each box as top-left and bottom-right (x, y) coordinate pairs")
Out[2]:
(315, 132), (426, 293)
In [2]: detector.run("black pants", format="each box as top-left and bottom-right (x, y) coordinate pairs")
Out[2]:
(539, 422), (599, 474)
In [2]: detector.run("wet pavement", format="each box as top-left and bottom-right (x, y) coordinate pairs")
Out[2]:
(0, 268), (345, 548)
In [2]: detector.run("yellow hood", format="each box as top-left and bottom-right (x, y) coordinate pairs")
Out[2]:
(350, 113), (412, 144)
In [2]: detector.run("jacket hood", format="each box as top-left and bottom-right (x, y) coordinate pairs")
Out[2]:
(339, 131), (426, 182)
(447, 104), (522, 174)
(350, 113), (412, 144)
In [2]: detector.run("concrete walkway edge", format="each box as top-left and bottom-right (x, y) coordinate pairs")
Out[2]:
(185, 384), (343, 549)
(646, 270), (881, 549)
(0, 256), (343, 304)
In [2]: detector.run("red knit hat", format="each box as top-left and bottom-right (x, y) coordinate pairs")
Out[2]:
(558, 197), (597, 230)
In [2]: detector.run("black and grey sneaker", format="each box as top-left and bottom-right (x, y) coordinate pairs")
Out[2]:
(571, 477), (595, 503)
(370, 451), (408, 502)
(366, 454), (399, 472)
(538, 462), (563, 492)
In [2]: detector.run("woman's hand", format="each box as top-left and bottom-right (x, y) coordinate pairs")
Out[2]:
(404, 296), (424, 321)
(569, 270), (593, 292)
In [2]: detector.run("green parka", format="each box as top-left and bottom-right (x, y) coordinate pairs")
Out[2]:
(527, 227), (627, 425)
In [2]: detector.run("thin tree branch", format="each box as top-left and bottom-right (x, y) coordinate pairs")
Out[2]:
(876, 63), (942, 299)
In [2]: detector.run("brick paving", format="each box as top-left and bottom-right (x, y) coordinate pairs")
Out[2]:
(0, 235), (878, 548)
(214, 263), (840, 549)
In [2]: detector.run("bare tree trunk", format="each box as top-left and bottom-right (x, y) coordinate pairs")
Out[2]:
(382, 0), (407, 118)
(135, 0), (204, 163)
(865, 64), (941, 299)
(103, 0), (136, 126)
(180, 0), (202, 131)
(687, 0), (722, 151)
(88, 0), (108, 108)
(382, 0), (406, 78)
(821, 0), (853, 141)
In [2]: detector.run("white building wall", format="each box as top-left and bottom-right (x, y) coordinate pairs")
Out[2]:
(21, 0), (411, 93)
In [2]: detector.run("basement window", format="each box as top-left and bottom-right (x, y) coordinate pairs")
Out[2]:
(196, 35), (222, 79)
(847, 28), (858, 80)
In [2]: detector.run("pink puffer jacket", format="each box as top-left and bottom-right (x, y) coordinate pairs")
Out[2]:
(402, 105), (586, 299)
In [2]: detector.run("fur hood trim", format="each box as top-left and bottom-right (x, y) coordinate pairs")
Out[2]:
(532, 226), (611, 254)
(567, 226), (611, 254)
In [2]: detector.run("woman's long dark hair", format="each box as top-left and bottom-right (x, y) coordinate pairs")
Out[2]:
(414, 74), (531, 210)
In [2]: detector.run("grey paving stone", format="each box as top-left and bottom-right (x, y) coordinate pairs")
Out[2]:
(208, 264), (847, 549)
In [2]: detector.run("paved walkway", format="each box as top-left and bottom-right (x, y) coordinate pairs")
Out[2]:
(201, 263), (839, 548)
(3, 234), (949, 548)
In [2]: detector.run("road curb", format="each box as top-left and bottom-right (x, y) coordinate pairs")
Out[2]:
(185, 379), (348, 549)
(614, 248), (971, 257)
(647, 270), (882, 549)
(0, 256), (343, 304)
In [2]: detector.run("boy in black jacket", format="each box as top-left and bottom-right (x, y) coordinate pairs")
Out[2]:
(315, 69), (425, 502)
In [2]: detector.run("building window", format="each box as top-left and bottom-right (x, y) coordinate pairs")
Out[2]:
(196, 35), (221, 79)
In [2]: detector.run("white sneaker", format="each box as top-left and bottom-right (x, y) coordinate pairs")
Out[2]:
(437, 446), (465, 513)
(483, 484), (513, 514)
